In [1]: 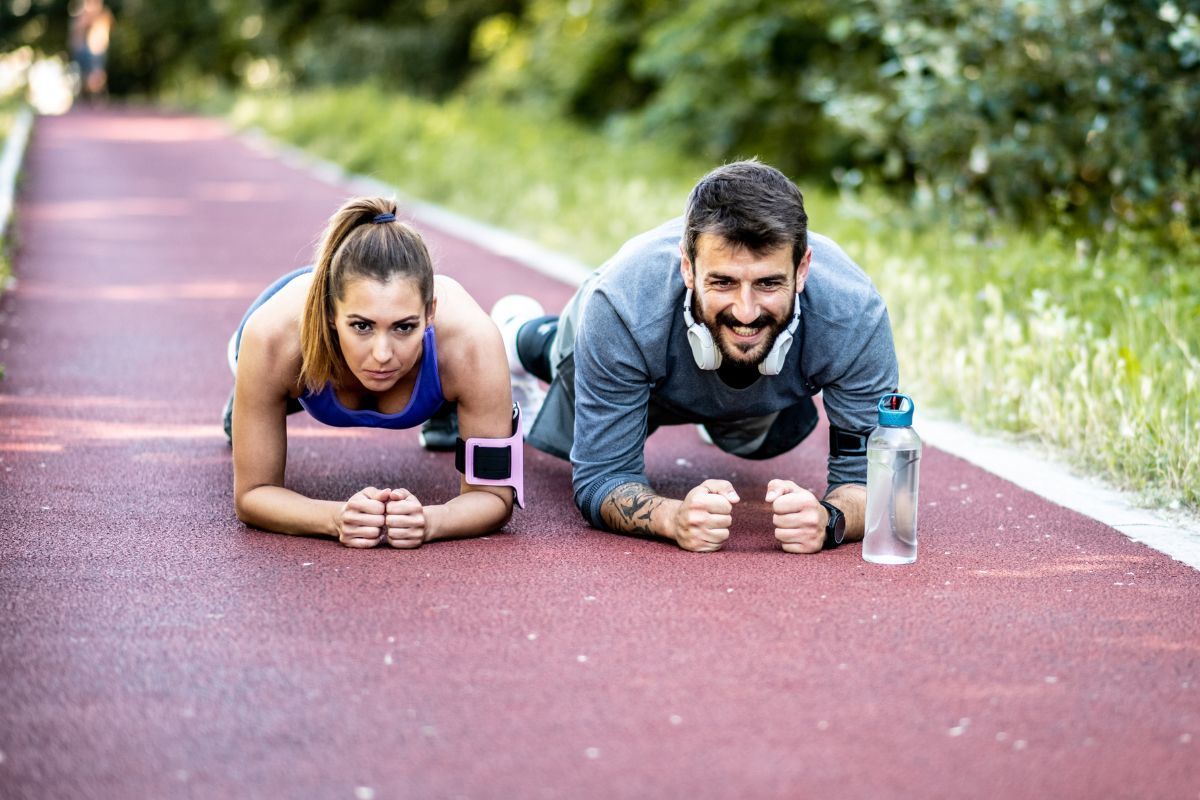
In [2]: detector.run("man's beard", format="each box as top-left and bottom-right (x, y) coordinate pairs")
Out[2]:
(693, 294), (791, 368)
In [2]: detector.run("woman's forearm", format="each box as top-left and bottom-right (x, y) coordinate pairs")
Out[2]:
(235, 485), (342, 538)
(424, 490), (512, 542)
(236, 485), (510, 545)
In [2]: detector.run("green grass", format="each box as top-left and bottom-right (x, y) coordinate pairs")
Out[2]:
(0, 92), (26, 298)
(0, 80), (28, 141)
(0, 93), (26, 382)
(0, 94), (19, 139)
(231, 86), (1200, 513)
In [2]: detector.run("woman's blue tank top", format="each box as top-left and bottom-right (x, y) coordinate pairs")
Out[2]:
(235, 267), (446, 430)
(297, 325), (444, 429)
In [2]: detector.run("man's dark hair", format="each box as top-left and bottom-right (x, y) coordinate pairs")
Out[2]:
(683, 159), (808, 267)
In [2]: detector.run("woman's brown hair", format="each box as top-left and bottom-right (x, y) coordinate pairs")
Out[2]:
(298, 197), (435, 392)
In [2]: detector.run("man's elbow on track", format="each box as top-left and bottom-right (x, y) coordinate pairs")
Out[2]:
(572, 484), (599, 529)
(573, 475), (638, 531)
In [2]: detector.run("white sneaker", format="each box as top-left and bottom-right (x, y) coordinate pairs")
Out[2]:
(491, 294), (547, 434)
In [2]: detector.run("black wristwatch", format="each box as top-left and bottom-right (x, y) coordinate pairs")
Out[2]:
(819, 500), (846, 550)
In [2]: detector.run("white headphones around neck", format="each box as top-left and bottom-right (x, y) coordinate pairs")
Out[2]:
(682, 288), (801, 376)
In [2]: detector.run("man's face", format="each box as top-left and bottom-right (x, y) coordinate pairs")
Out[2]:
(681, 233), (811, 368)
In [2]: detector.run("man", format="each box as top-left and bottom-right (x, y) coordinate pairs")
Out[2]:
(495, 160), (898, 553)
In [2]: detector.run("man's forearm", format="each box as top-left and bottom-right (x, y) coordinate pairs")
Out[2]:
(598, 482), (681, 542)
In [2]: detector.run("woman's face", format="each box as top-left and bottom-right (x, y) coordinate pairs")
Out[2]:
(332, 276), (434, 392)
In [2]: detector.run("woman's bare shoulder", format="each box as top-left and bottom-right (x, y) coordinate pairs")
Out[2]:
(237, 274), (310, 389)
(432, 275), (497, 343)
(431, 276), (507, 401)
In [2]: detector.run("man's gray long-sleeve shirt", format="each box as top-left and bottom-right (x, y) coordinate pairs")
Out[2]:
(527, 218), (899, 529)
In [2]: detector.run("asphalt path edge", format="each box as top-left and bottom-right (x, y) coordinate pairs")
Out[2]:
(237, 123), (1200, 572)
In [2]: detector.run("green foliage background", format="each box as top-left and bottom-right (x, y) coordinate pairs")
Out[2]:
(3, 0), (1198, 240)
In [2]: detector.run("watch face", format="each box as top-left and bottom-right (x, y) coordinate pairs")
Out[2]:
(821, 501), (845, 547)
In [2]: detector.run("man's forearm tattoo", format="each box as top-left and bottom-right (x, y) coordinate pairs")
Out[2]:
(600, 482), (662, 537)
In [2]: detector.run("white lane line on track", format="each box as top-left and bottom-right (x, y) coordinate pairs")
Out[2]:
(237, 125), (1200, 572)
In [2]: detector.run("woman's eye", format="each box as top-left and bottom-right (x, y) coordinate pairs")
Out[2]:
(351, 321), (371, 332)
(395, 323), (417, 333)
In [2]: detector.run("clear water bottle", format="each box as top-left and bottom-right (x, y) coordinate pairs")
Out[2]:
(862, 393), (922, 564)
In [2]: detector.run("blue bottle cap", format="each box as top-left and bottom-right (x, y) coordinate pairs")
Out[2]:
(877, 393), (915, 427)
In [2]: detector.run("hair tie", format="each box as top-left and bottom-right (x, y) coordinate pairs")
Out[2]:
(372, 212), (396, 224)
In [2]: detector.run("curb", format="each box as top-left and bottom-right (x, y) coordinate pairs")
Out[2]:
(235, 124), (1200, 571)
(0, 106), (34, 243)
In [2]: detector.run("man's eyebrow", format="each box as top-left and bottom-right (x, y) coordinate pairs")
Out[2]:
(704, 271), (789, 282)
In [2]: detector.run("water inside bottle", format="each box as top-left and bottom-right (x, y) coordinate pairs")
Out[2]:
(863, 448), (920, 564)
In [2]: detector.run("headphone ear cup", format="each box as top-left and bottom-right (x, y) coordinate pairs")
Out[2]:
(758, 294), (802, 376)
(683, 287), (722, 370)
(687, 323), (722, 370)
(758, 328), (792, 375)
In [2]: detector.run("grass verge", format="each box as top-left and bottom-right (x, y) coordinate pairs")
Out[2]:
(0, 98), (18, 382)
(0, 92), (26, 305)
(231, 85), (1200, 512)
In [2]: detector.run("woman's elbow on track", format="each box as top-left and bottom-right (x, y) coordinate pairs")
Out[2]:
(233, 490), (257, 525)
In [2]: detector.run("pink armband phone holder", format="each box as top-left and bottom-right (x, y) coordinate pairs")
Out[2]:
(454, 404), (525, 508)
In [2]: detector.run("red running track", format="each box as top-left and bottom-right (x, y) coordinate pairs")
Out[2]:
(1, 110), (1198, 799)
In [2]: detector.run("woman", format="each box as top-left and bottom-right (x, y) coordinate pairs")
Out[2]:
(226, 197), (519, 547)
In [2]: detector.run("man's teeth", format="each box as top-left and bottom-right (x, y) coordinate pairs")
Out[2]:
(730, 325), (758, 336)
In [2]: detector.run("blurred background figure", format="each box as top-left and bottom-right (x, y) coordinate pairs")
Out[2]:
(68, 0), (112, 102)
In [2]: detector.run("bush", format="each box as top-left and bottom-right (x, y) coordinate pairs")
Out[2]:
(279, 0), (518, 96)
(830, 0), (1200, 242)
(471, 0), (1200, 245)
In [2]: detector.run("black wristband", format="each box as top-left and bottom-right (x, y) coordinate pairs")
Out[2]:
(818, 500), (846, 549)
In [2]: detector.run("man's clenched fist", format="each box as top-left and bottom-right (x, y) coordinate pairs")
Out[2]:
(672, 479), (740, 552)
(765, 479), (825, 554)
